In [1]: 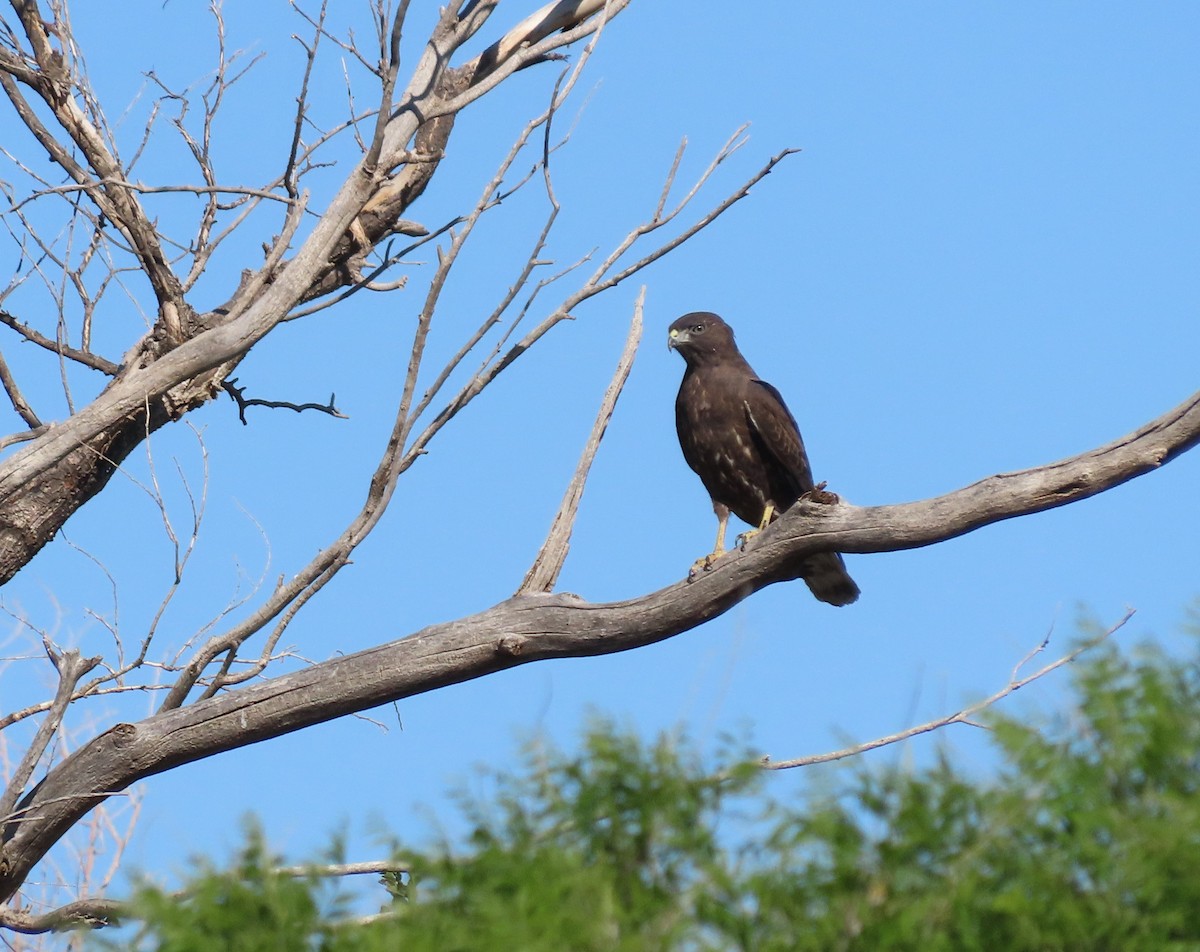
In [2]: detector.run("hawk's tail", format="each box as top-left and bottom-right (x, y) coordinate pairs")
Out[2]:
(801, 551), (860, 607)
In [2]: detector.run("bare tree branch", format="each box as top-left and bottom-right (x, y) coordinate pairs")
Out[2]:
(477, 0), (615, 72)
(150, 118), (760, 713)
(221, 378), (347, 425)
(0, 347), (41, 428)
(2, 7), (189, 338)
(0, 857), (408, 935)
(0, 647), (100, 824)
(520, 287), (643, 594)
(0, 0), (625, 546)
(760, 609), (1136, 770)
(0, 894), (123, 934)
(278, 858), (408, 879)
(402, 137), (788, 474)
(1, 389), (1196, 902)
(0, 309), (120, 376)
(283, 0), (327, 197)
(363, 0), (413, 173)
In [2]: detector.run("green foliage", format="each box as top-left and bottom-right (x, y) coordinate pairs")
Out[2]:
(717, 630), (1200, 952)
(98, 627), (1200, 951)
(331, 720), (761, 952)
(102, 820), (322, 952)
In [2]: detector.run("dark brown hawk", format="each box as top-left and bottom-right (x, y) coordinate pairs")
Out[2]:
(668, 311), (859, 606)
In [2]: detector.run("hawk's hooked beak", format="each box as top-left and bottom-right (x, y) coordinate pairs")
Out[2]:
(667, 327), (688, 351)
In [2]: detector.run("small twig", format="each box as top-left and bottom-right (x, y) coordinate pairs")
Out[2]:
(222, 378), (348, 425)
(760, 609), (1136, 771)
(0, 424), (49, 451)
(284, 0), (328, 197)
(197, 558), (337, 695)
(282, 237), (416, 322)
(0, 347), (42, 427)
(1011, 619), (1054, 682)
(364, 0), (412, 173)
(405, 76), (578, 424)
(404, 140), (794, 466)
(276, 859), (408, 879)
(519, 288), (643, 594)
(13, 177), (299, 210)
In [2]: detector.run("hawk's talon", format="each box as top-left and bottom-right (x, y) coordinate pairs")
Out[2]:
(735, 530), (753, 550)
(736, 503), (774, 550)
(687, 553), (721, 581)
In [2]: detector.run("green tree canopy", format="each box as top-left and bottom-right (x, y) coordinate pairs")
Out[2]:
(100, 621), (1200, 951)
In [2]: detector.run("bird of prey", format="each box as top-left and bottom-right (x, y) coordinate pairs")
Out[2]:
(668, 311), (859, 606)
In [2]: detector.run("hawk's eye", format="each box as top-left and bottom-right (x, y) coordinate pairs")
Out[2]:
(692, 323), (705, 333)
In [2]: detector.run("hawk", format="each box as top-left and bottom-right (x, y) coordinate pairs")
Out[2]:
(668, 311), (859, 606)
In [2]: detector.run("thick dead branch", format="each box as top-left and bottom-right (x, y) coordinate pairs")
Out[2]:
(303, 0), (625, 305)
(475, 0), (614, 77)
(1, 387), (1196, 903)
(0, 385), (195, 586)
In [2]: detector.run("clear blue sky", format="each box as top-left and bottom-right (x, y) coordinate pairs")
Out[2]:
(2, 1), (1198, 899)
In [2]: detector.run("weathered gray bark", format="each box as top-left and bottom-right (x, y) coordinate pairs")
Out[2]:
(2, 386), (1197, 902)
(0, 0), (623, 585)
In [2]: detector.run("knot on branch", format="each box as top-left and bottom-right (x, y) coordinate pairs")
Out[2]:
(496, 636), (525, 656)
(109, 723), (137, 750)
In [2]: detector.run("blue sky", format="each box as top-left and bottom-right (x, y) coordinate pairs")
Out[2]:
(2, 1), (1199, 900)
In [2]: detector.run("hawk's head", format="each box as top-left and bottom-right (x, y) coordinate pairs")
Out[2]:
(667, 312), (737, 366)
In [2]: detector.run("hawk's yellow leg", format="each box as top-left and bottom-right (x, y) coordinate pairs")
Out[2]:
(687, 505), (731, 579)
(735, 504), (775, 549)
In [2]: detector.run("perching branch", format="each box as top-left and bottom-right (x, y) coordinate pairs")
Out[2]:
(1, 387), (1196, 904)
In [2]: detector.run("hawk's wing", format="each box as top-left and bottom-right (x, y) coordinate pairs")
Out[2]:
(743, 378), (815, 497)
